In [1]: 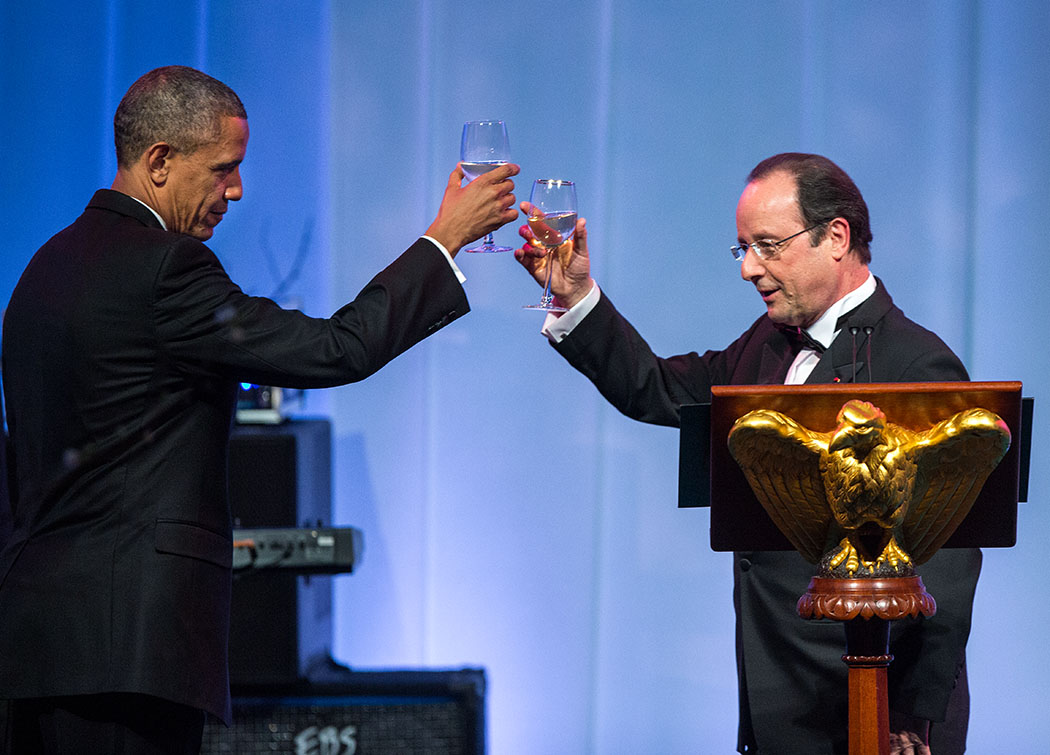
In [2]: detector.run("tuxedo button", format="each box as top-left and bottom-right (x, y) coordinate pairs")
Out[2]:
(739, 558), (752, 572)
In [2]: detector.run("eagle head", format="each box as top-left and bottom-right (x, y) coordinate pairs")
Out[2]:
(828, 400), (887, 457)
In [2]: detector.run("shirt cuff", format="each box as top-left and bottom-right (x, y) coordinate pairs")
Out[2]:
(542, 281), (600, 343)
(421, 235), (466, 284)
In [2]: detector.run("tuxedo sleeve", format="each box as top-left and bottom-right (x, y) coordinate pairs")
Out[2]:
(553, 292), (751, 427)
(151, 236), (469, 388)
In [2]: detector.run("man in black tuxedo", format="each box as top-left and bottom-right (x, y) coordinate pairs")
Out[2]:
(0, 65), (518, 754)
(515, 153), (976, 754)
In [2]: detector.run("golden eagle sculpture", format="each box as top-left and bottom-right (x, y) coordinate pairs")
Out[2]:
(727, 400), (1011, 578)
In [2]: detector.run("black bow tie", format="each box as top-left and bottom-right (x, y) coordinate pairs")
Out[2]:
(777, 300), (872, 356)
(779, 325), (826, 354)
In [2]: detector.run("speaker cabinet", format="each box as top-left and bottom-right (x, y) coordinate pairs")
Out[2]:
(201, 669), (486, 755)
(227, 419), (332, 686)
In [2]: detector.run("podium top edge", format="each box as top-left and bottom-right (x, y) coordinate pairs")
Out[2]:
(711, 381), (1022, 398)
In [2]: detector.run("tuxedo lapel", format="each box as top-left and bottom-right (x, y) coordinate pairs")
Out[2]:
(806, 340), (865, 384)
(757, 332), (799, 385)
(805, 277), (894, 385)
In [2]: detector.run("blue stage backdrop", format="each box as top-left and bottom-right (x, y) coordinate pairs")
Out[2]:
(2, 2), (1048, 752)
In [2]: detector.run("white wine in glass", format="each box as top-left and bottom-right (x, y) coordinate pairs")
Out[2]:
(523, 179), (577, 312)
(460, 120), (511, 253)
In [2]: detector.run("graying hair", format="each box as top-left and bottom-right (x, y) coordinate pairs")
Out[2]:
(114, 65), (247, 168)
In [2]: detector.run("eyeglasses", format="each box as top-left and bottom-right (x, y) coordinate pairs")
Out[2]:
(731, 222), (825, 262)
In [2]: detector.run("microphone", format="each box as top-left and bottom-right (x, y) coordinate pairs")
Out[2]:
(863, 326), (874, 382)
(848, 325), (874, 383)
(849, 327), (859, 383)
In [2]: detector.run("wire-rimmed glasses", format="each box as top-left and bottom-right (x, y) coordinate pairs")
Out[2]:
(731, 222), (826, 262)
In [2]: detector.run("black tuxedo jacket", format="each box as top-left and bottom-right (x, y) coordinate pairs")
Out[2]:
(553, 280), (979, 754)
(0, 189), (468, 723)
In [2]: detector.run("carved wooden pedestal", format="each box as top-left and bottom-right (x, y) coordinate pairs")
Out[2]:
(798, 576), (936, 755)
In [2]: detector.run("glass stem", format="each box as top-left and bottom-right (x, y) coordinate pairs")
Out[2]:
(541, 248), (556, 307)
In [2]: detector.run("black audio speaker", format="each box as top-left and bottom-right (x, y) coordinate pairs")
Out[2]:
(201, 669), (486, 755)
(228, 418), (331, 526)
(227, 419), (333, 686)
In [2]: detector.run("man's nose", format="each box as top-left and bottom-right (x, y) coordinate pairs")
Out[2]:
(225, 167), (244, 201)
(739, 247), (764, 281)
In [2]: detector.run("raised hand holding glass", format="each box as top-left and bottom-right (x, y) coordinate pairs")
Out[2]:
(460, 120), (511, 253)
(523, 179), (577, 312)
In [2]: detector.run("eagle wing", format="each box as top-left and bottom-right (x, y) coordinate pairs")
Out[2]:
(727, 409), (832, 564)
(903, 408), (1011, 565)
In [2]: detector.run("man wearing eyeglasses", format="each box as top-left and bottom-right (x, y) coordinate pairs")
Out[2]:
(515, 153), (976, 755)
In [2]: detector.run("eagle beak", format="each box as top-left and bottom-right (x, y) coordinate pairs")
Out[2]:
(828, 429), (851, 453)
(829, 424), (879, 455)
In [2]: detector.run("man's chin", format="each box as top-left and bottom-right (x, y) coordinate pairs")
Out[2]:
(767, 308), (803, 328)
(765, 305), (788, 324)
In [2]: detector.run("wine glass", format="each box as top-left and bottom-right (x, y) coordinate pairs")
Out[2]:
(522, 179), (577, 312)
(460, 120), (512, 253)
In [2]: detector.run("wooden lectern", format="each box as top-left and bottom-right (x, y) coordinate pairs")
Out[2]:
(679, 381), (1032, 754)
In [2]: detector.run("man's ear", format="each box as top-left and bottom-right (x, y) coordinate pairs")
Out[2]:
(826, 217), (852, 261)
(145, 142), (175, 186)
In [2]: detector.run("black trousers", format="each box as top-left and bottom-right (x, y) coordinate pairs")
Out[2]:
(2, 693), (206, 755)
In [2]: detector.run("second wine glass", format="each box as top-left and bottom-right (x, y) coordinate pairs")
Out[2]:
(523, 179), (577, 312)
(460, 120), (511, 253)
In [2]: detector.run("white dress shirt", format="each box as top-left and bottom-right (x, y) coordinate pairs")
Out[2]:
(783, 273), (875, 384)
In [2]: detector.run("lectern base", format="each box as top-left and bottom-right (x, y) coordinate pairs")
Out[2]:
(797, 575), (936, 622)
(798, 576), (936, 755)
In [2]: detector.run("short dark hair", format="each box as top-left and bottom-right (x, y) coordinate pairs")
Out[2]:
(114, 65), (247, 168)
(748, 153), (873, 264)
